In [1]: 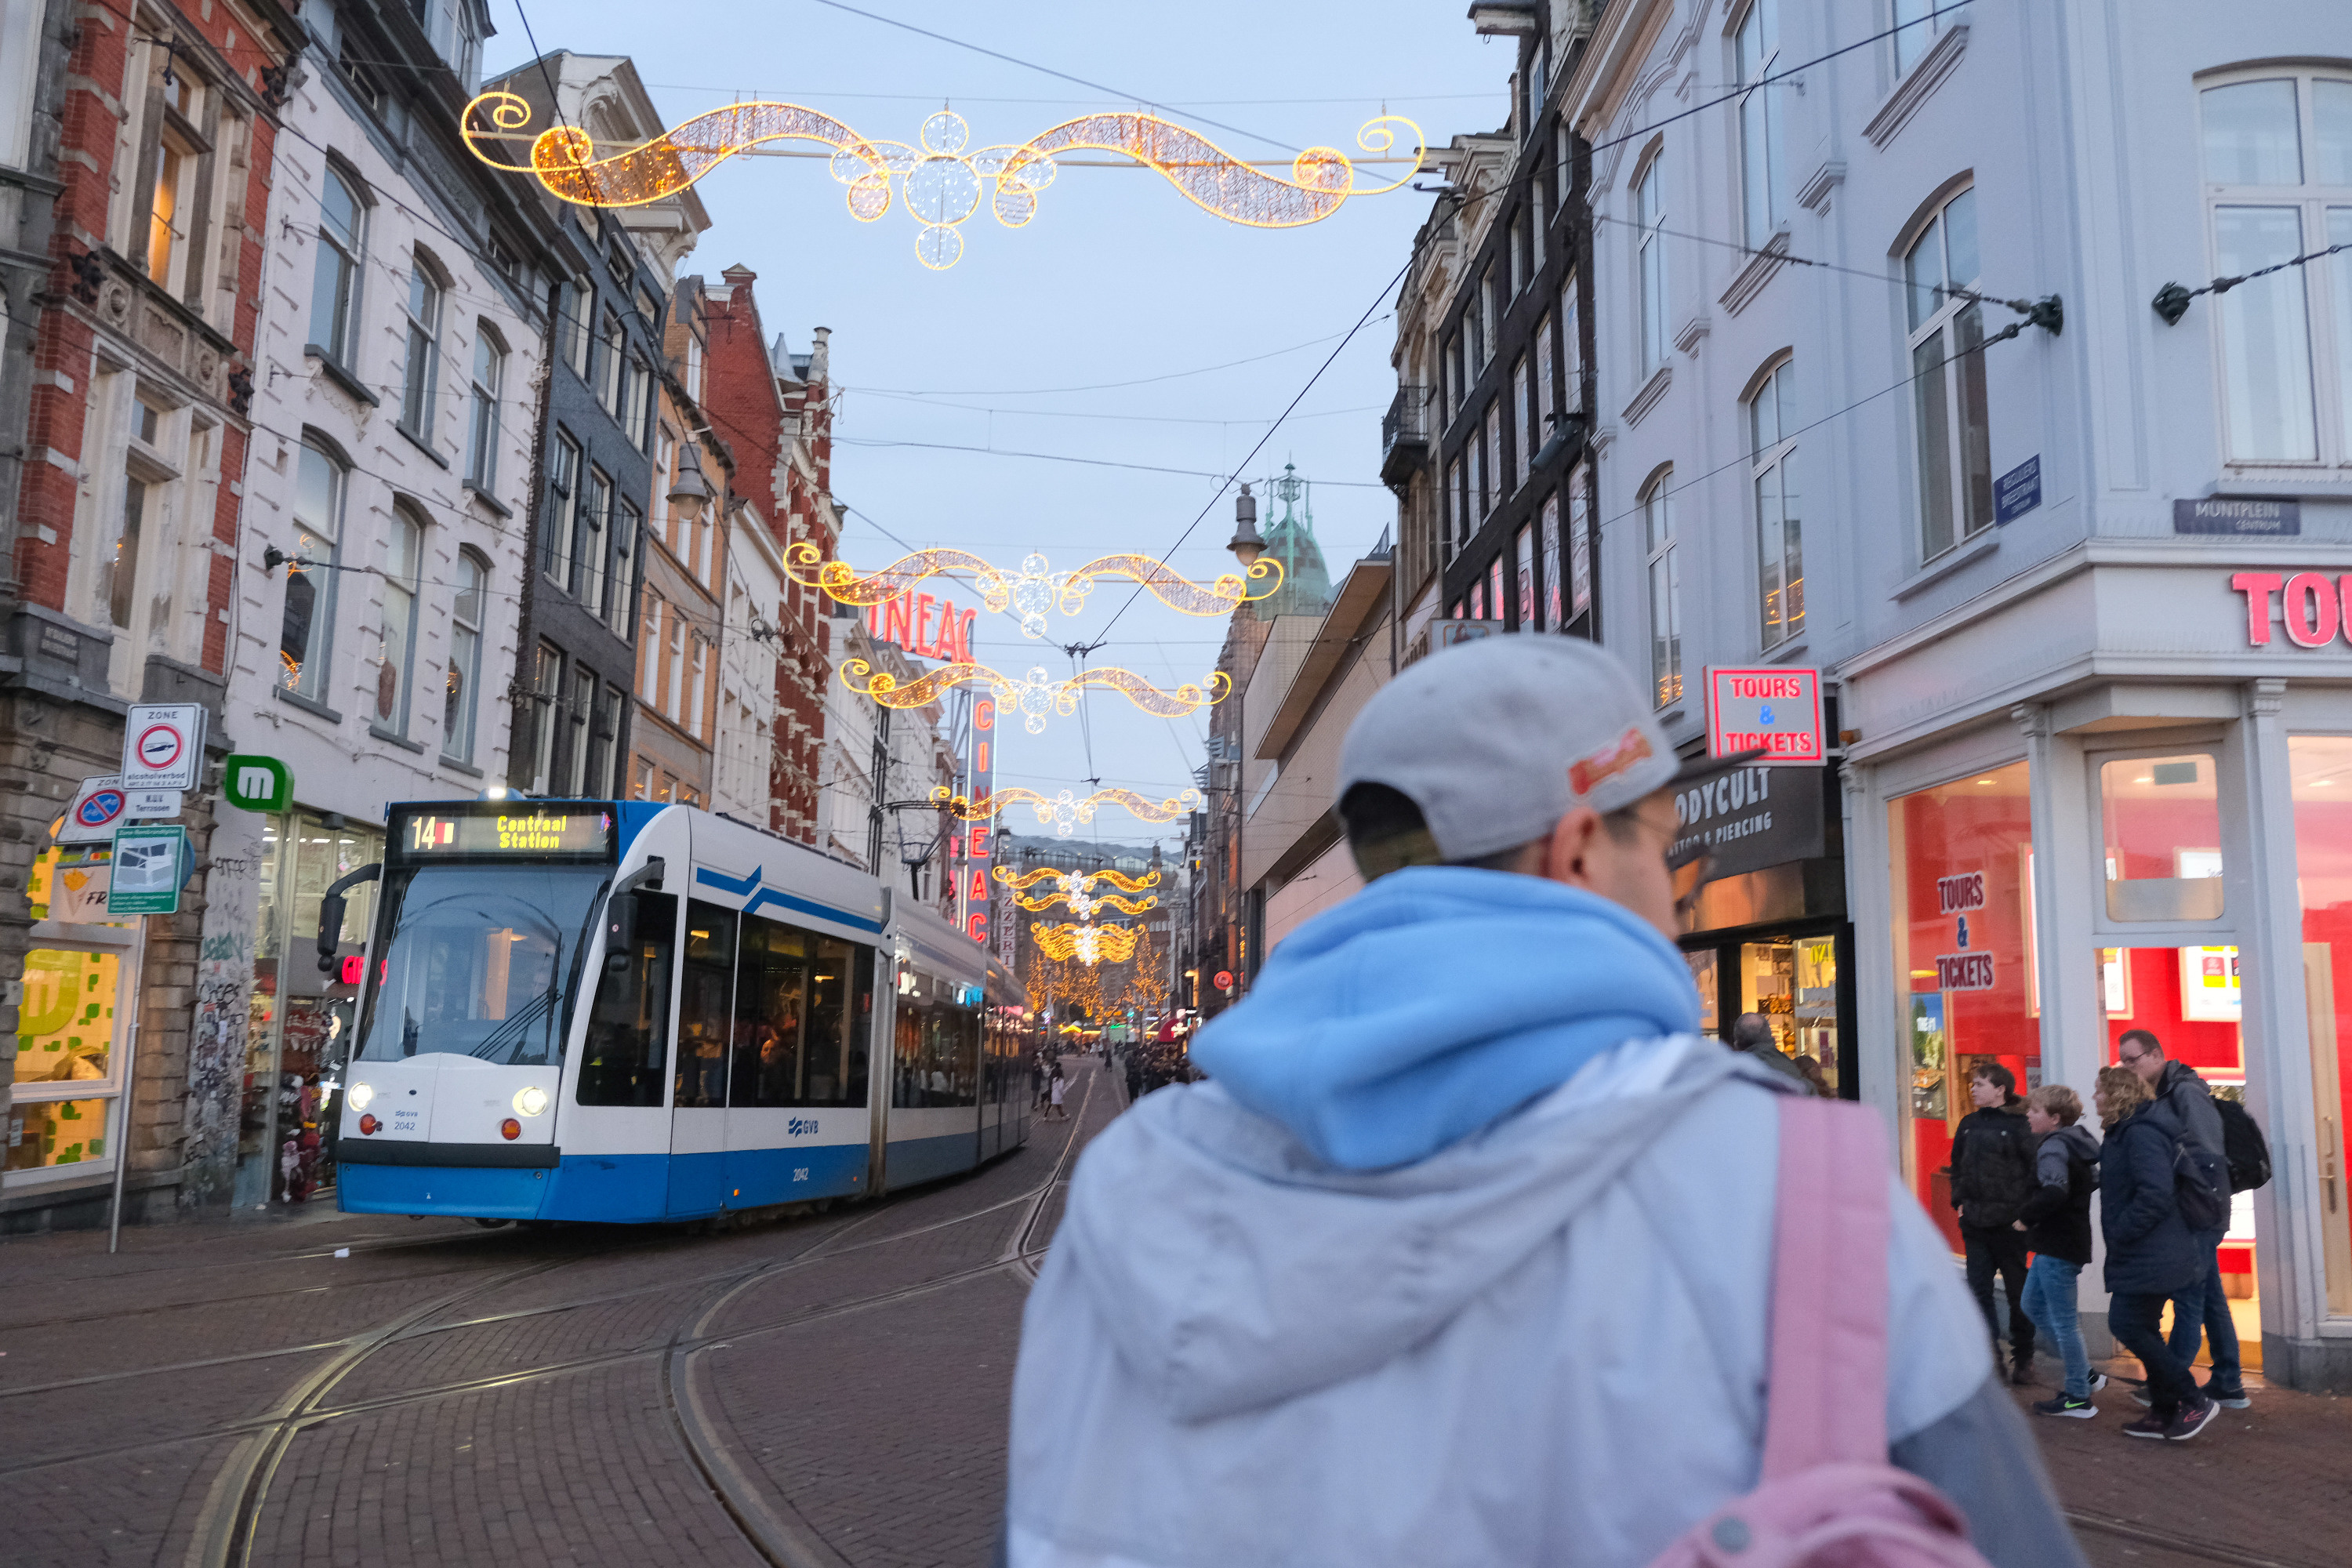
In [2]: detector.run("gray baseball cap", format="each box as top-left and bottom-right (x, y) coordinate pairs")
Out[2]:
(1336, 636), (1680, 862)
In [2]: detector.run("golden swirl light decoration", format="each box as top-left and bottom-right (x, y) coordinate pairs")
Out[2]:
(789, 546), (1280, 638)
(992, 865), (1160, 894)
(1019, 887), (1157, 919)
(846, 660), (1227, 733)
(463, 96), (1421, 270)
(1033, 921), (1142, 966)
(934, 785), (1201, 837)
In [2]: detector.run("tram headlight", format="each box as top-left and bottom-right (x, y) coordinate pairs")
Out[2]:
(347, 1083), (375, 1111)
(512, 1085), (550, 1118)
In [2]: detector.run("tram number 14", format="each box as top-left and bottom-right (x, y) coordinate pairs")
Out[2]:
(793, 1168), (811, 1183)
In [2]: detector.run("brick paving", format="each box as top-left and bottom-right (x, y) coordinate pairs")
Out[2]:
(4, 1052), (2344, 1568)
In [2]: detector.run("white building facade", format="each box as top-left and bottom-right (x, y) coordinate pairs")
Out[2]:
(203, 0), (559, 1209)
(1564, 0), (2352, 1388)
(713, 499), (783, 822)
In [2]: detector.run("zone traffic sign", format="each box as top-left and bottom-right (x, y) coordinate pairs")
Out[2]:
(121, 703), (205, 793)
(57, 775), (129, 844)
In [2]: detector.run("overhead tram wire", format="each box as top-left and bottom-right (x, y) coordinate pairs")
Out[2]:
(807, 0), (1301, 156)
(1093, 250), (1417, 643)
(845, 321), (1390, 397)
(832, 437), (1389, 488)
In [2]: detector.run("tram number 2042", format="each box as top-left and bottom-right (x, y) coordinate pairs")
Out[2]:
(793, 1168), (811, 1183)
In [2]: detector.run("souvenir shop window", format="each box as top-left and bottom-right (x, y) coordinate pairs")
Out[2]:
(2290, 735), (2352, 1312)
(2099, 753), (2225, 920)
(1889, 762), (2038, 1238)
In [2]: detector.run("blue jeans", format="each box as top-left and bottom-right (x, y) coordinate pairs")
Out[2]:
(2109, 1290), (2201, 1419)
(2167, 1233), (2244, 1395)
(2020, 1254), (2090, 1399)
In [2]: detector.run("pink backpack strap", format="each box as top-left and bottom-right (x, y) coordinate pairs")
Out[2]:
(1760, 1096), (1893, 1479)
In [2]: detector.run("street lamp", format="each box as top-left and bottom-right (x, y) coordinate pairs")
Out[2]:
(1226, 482), (1264, 568)
(667, 438), (714, 524)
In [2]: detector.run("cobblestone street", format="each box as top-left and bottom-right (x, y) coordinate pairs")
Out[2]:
(5, 1060), (2343, 1568)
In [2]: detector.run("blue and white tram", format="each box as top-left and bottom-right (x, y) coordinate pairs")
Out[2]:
(334, 799), (1032, 1223)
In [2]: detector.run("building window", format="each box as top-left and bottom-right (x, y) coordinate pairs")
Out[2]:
(1515, 524), (1535, 630)
(563, 278), (593, 376)
(310, 165), (365, 367)
(379, 506), (423, 731)
(666, 612), (687, 720)
(445, 550), (486, 764)
(1483, 401), (1501, 519)
(1467, 430), (1483, 531)
(626, 355), (653, 448)
(531, 643), (563, 794)
(610, 499), (642, 634)
(1535, 313), (1555, 449)
(1749, 358), (1802, 648)
(640, 593), (664, 701)
(1736, 0), (1787, 249)
(142, 66), (201, 292)
(1486, 557), (1504, 623)
(545, 435), (579, 590)
(1442, 332), (1460, 426)
(280, 441), (345, 699)
(568, 669), (596, 794)
(1540, 491), (1562, 630)
(401, 256), (443, 440)
(1643, 468), (1681, 706)
(599, 309), (625, 415)
(1512, 354), (1531, 491)
(579, 466), (610, 614)
(1510, 210), (1528, 298)
(1561, 277), (1584, 412)
(634, 757), (655, 800)
(590, 686), (622, 797)
(2198, 71), (2352, 464)
(1443, 458), (1461, 561)
(465, 325), (506, 488)
(1893, 0), (1970, 77)
(1569, 464), (1593, 619)
(688, 634), (709, 739)
(1636, 153), (1668, 376)
(1475, 264), (1494, 372)
(1904, 185), (1992, 560)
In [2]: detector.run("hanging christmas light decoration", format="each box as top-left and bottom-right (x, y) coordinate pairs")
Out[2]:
(786, 545), (1281, 638)
(843, 659), (1228, 733)
(463, 96), (1422, 270)
(1033, 920), (1142, 966)
(1015, 873), (1158, 919)
(934, 784), (1201, 835)
(992, 864), (1160, 894)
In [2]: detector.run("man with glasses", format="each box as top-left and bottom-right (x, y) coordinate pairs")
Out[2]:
(1004, 637), (2080, 1568)
(2118, 1029), (2250, 1410)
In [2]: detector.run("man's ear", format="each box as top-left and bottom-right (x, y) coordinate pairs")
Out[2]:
(1541, 806), (1605, 887)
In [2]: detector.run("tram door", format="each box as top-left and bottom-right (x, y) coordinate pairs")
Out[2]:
(668, 900), (737, 1216)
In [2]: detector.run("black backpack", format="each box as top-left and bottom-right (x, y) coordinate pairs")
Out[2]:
(2172, 1133), (2231, 1232)
(2216, 1098), (2273, 1193)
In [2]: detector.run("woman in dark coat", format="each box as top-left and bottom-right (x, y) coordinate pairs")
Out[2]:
(2096, 1064), (2216, 1442)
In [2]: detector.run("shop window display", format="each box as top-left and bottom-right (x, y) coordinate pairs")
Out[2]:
(1741, 936), (1839, 1094)
(1890, 763), (2038, 1248)
(1686, 949), (1719, 1038)
(2291, 736), (2352, 1314)
(2099, 754), (2225, 922)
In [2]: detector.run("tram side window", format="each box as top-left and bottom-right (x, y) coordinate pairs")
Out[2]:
(675, 899), (736, 1109)
(892, 969), (980, 1109)
(728, 914), (871, 1108)
(578, 891), (675, 1107)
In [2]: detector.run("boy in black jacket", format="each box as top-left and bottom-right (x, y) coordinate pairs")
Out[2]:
(1950, 1062), (2039, 1381)
(2016, 1084), (2102, 1415)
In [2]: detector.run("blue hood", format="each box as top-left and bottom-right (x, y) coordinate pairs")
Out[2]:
(1190, 867), (1700, 1170)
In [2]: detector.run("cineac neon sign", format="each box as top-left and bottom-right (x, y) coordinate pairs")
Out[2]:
(869, 590), (978, 663)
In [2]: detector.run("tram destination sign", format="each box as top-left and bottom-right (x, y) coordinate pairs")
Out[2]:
(395, 809), (615, 859)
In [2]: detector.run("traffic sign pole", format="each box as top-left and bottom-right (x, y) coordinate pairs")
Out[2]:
(107, 916), (148, 1254)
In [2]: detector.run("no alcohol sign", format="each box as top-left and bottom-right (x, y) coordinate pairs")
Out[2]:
(120, 703), (206, 793)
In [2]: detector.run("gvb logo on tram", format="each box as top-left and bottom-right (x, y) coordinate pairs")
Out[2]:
(332, 799), (1039, 1227)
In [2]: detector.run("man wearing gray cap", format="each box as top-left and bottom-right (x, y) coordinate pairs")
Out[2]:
(1004, 638), (2083, 1567)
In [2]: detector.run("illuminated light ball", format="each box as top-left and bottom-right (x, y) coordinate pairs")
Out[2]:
(907, 156), (981, 226)
(920, 108), (971, 156)
(916, 223), (965, 271)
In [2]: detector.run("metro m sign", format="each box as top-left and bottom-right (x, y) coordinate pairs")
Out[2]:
(1705, 667), (1823, 764)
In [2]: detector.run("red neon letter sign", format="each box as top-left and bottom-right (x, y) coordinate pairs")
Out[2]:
(2231, 572), (2284, 646)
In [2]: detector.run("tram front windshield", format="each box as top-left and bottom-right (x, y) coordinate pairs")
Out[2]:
(356, 863), (607, 1065)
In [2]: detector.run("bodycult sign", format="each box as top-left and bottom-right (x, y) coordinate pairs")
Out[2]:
(1705, 667), (1823, 763)
(2232, 572), (2352, 648)
(1669, 764), (1827, 881)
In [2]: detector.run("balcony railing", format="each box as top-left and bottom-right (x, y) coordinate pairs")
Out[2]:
(1380, 385), (1431, 491)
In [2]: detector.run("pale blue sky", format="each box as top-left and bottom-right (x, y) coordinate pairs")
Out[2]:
(486, 1), (1508, 844)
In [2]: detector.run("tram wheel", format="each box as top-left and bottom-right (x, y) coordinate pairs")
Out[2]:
(472, 1218), (512, 1229)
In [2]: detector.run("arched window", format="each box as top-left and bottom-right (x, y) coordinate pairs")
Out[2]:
(465, 321), (507, 489)
(1748, 357), (1802, 648)
(444, 550), (487, 764)
(1635, 149), (1669, 376)
(379, 505), (425, 732)
(309, 165), (365, 367)
(1642, 466), (1680, 707)
(401, 250), (445, 439)
(280, 439), (347, 699)
(2197, 67), (2352, 464)
(1903, 183), (1991, 559)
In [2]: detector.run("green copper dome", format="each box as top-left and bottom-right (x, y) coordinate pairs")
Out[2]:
(1254, 465), (1331, 619)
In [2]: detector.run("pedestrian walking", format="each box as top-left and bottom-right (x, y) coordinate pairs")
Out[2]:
(2015, 1084), (2103, 1417)
(2117, 1029), (2249, 1409)
(2096, 1063), (2220, 1441)
(1004, 637), (2082, 1568)
(1950, 1061), (2040, 1382)
(1726, 1010), (1814, 1091)
(1047, 1062), (1069, 1121)
(1030, 1053), (1047, 1113)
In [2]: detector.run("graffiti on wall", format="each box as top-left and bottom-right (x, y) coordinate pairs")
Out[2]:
(181, 839), (258, 1209)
